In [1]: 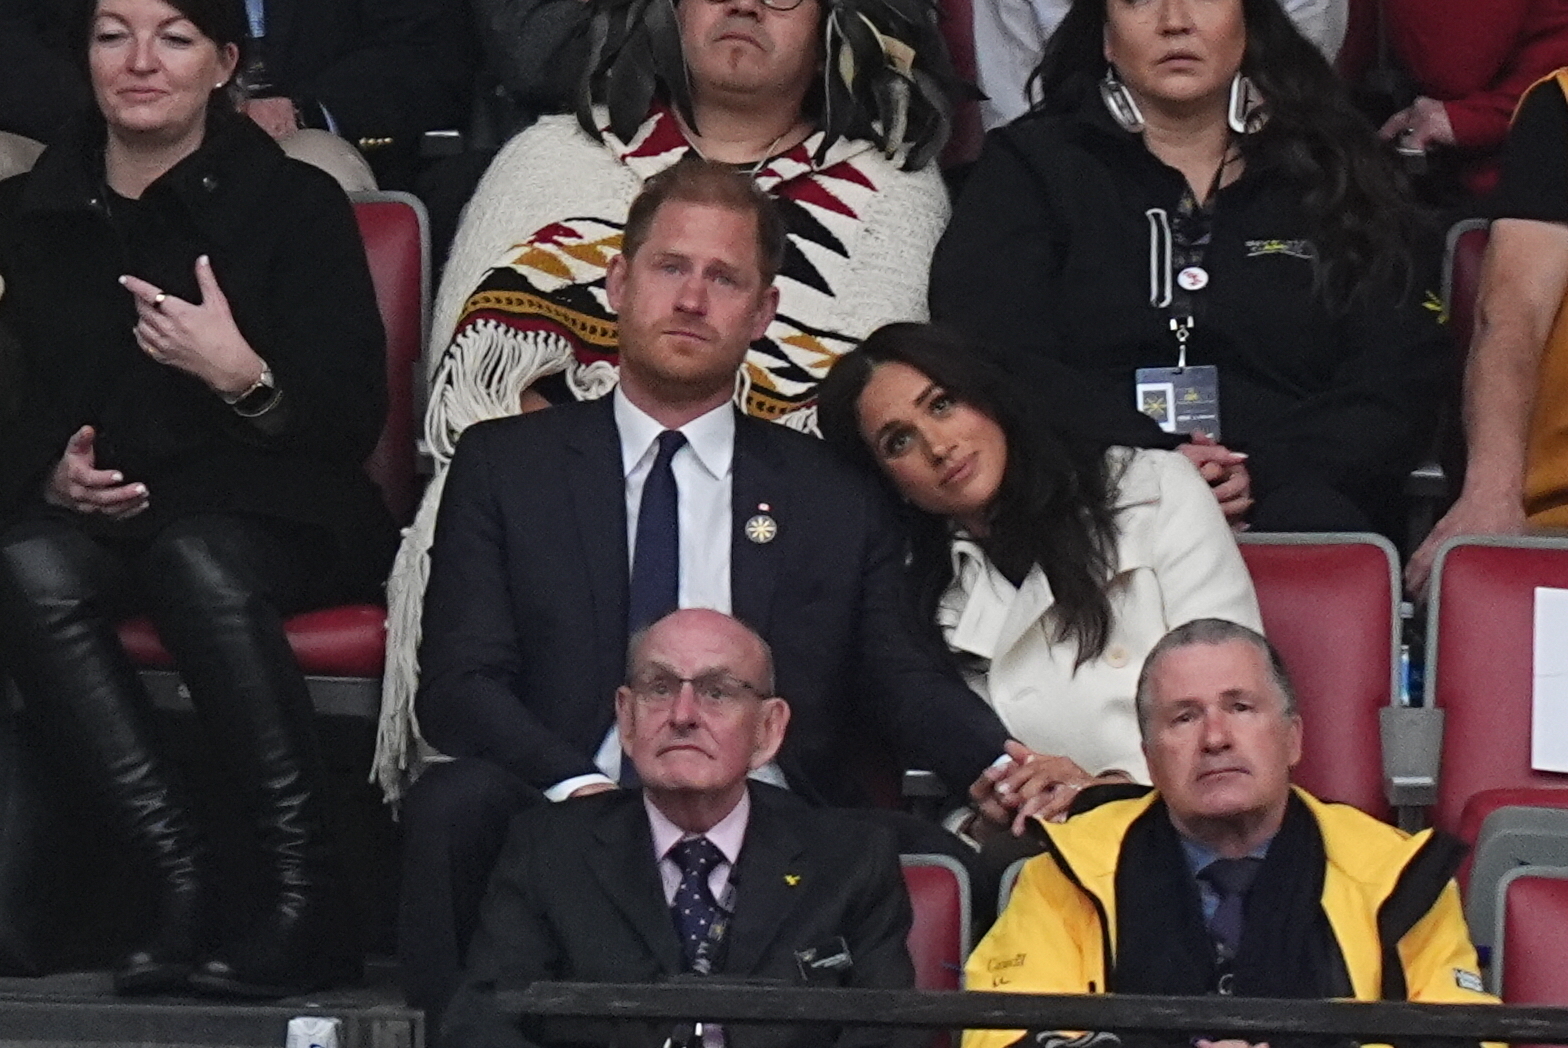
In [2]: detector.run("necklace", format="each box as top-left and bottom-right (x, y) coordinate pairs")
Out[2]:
(683, 123), (797, 176)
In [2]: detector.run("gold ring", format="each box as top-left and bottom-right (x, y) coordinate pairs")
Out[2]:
(153, 292), (167, 309)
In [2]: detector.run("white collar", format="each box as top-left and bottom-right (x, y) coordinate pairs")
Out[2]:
(614, 386), (736, 482)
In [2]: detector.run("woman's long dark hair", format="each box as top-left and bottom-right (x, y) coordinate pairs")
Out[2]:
(818, 323), (1123, 666)
(1029, 0), (1422, 312)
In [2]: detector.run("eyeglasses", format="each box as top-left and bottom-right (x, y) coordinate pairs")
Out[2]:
(630, 670), (769, 712)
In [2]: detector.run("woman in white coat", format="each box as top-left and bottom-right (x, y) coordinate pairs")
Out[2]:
(819, 323), (1262, 827)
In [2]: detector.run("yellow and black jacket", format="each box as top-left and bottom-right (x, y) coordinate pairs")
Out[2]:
(965, 788), (1496, 1048)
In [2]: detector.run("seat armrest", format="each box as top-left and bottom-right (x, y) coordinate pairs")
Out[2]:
(1382, 705), (1444, 813)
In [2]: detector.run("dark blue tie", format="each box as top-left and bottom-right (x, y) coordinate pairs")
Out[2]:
(628, 430), (686, 635)
(1199, 856), (1263, 960)
(669, 836), (726, 971)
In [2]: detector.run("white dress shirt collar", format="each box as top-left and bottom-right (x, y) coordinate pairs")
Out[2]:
(646, 788), (751, 869)
(614, 386), (735, 483)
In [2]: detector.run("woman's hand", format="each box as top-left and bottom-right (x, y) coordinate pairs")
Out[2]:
(1379, 97), (1456, 152)
(43, 425), (149, 518)
(1178, 431), (1252, 529)
(970, 740), (1097, 835)
(120, 256), (267, 397)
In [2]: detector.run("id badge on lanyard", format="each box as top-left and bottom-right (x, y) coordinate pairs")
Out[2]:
(1135, 176), (1224, 440)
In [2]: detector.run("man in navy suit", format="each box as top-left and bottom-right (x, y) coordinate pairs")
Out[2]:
(440, 608), (919, 1048)
(400, 158), (1029, 1025)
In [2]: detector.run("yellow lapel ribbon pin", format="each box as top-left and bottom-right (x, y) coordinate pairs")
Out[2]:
(784, 874), (801, 886)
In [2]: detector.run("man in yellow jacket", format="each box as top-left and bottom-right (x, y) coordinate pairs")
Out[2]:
(966, 618), (1496, 1048)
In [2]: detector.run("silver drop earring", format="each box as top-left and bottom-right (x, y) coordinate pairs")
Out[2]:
(1227, 73), (1266, 134)
(1100, 67), (1145, 133)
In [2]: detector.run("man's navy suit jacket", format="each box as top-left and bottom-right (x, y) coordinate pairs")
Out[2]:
(415, 397), (1010, 805)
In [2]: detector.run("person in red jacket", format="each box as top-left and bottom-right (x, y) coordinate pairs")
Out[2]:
(1375, 0), (1568, 198)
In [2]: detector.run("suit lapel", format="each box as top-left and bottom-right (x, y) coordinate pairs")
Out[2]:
(590, 799), (685, 973)
(721, 787), (808, 975)
(565, 399), (632, 715)
(730, 416), (783, 637)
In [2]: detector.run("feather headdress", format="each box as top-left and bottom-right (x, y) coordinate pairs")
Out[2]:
(575, 0), (975, 170)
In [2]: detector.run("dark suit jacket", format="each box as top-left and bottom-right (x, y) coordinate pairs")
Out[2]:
(255, 0), (474, 158)
(415, 397), (1010, 806)
(0, 0), (87, 143)
(441, 783), (919, 1048)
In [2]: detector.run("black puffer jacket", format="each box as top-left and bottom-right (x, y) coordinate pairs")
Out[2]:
(931, 101), (1452, 526)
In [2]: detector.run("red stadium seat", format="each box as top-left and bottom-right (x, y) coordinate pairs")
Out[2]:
(901, 853), (970, 1048)
(1238, 533), (1400, 821)
(1444, 219), (1490, 359)
(1426, 537), (1568, 838)
(117, 191), (430, 717)
(1498, 868), (1568, 1006)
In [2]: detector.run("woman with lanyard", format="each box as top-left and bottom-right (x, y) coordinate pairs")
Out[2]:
(930, 0), (1448, 536)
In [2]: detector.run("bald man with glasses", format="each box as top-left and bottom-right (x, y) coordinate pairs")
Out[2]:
(441, 608), (920, 1048)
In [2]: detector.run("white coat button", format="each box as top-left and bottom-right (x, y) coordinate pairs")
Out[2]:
(1105, 646), (1130, 668)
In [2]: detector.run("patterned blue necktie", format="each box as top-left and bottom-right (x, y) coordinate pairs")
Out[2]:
(628, 430), (686, 634)
(1199, 856), (1263, 960)
(669, 836), (726, 971)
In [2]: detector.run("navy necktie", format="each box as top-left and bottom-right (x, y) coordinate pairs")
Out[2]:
(669, 836), (726, 971)
(1199, 856), (1263, 960)
(628, 430), (686, 634)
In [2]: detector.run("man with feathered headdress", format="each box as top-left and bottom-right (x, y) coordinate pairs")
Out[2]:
(374, 0), (965, 813)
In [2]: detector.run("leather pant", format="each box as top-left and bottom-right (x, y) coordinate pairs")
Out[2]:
(0, 510), (349, 990)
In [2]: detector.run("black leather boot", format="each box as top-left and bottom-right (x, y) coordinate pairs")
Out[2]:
(0, 522), (211, 995)
(135, 521), (360, 1000)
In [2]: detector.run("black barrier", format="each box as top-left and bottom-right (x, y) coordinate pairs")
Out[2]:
(503, 984), (1568, 1042)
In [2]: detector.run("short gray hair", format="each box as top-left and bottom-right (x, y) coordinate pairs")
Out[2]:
(625, 609), (776, 696)
(1134, 618), (1297, 737)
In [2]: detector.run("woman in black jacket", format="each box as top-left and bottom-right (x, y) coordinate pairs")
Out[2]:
(930, 0), (1448, 536)
(0, 0), (394, 998)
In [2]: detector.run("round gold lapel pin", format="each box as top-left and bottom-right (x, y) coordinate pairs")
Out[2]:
(745, 506), (777, 544)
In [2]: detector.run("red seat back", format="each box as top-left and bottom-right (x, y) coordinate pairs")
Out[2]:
(1501, 872), (1568, 1005)
(1428, 538), (1568, 836)
(1444, 219), (1490, 361)
(351, 192), (429, 526)
(1238, 534), (1399, 821)
(900, 855), (969, 991)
